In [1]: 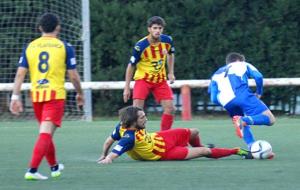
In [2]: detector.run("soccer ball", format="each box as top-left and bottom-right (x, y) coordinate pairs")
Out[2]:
(250, 140), (272, 159)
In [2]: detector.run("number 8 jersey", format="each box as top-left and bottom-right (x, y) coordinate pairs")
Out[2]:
(19, 36), (76, 102)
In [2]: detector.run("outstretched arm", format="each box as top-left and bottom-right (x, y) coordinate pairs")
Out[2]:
(97, 136), (118, 164)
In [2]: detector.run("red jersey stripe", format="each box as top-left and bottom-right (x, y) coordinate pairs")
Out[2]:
(165, 44), (170, 51)
(149, 74), (155, 82)
(158, 43), (164, 58)
(150, 46), (156, 58)
(51, 90), (56, 100)
(35, 91), (40, 102)
(143, 73), (149, 81)
(157, 73), (161, 83)
(152, 149), (164, 156)
(42, 90), (46, 101)
(143, 49), (148, 58)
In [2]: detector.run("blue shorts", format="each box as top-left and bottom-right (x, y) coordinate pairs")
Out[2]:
(224, 92), (268, 117)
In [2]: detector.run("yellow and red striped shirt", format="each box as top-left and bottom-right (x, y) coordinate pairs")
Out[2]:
(111, 124), (166, 161)
(19, 36), (76, 102)
(129, 34), (175, 83)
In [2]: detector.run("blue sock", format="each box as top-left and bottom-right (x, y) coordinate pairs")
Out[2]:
(242, 125), (255, 150)
(242, 114), (270, 126)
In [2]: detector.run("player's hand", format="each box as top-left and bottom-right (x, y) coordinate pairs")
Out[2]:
(76, 93), (84, 110)
(98, 157), (112, 164)
(168, 73), (175, 84)
(97, 155), (106, 162)
(9, 100), (23, 116)
(123, 87), (131, 103)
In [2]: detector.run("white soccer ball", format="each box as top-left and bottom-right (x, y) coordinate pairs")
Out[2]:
(250, 140), (272, 159)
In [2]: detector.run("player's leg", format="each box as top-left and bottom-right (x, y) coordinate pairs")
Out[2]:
(25, 120), (55, 180)
(185, 147), (245, 159)
(226, 103), (255, 147)
(25, 100), (64, 180)
(242, 109), (275, 126)
(160, 100), (176, 130)
(153, 81), (175, 130)
(189, 128), (203, 147)
(132, 79), (150, 108)
(43, 100), (65, 178)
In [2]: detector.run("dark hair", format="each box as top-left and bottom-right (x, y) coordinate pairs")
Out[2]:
(38, 13), (60, 33)
(147, 16), (166, 27)
(119, 106), (143, 128)
(226, 52), (245, 64)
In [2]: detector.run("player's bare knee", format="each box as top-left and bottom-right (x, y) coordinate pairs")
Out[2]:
(190, 128), (199, 137)
(164, 105), (176, 114)
(269, 116), (276, 126)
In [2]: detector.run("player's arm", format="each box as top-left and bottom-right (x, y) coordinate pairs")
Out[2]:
(10, 46), (28, 115)
(65, 42), (84, 108)
(167, 53), (175, 84)
(123, 63), (135, 103)
(246, 63), (263, 98)
(98, 130), (134, 164)
(167, 38), (176, 84)
(97, 136), (117, 163)
(208, 80), (220, 105)
(10, 67), (28, 115)
(123, 44), (141, 103)
(67, 69), (84, 108)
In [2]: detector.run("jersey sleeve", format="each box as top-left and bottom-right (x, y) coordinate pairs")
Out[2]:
(111, 131), (135, 156)
(111, 123), (122, 140)
(18, 46), (28, 68)
(128, 43), (142, 65)
(246, 63), (263, 95)
(168, 36), (175, 54)
(64, 41), (77, 70)
(208, 80), (220, 105)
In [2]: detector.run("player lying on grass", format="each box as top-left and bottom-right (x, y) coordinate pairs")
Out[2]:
(97, 106), (251, 164)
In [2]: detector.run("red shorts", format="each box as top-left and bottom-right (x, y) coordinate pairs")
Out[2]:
(157, 128), (191, 160)
(32, 99), (65, 127)
(133, 80), (173, 102)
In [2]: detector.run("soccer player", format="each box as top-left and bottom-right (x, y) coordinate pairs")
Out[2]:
(208, 52), (275, 158)
(9, 13), (84, 180)
(97, 106), (250, 164)
(123, 16), (176, 131)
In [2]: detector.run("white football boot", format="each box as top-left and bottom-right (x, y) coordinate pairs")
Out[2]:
(24, 172), (48, 180)
(51, 163), (64, 178)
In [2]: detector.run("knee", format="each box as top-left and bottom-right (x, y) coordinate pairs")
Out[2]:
(269, 115), (276, 126)
(190, 128), (199, 137)
(164, 105), (176, 114)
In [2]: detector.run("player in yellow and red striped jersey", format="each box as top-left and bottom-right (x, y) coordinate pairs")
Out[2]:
(123, 16), (176, 131)
(97, 106), (251, 164)
(9, 13), (84, 180)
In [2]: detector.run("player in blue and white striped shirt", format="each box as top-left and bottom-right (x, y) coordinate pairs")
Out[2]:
(208, 52), (275, 155)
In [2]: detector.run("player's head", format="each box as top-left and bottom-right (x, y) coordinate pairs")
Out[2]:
(147, 16), (165, 39)
(119, 106), (146, 129)
(226, 52), (245, 64)
(147, 16), (166, 28)
(38, 13), (61, 34)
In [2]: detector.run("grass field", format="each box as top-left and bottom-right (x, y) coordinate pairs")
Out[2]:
(0, 117), (299, 190)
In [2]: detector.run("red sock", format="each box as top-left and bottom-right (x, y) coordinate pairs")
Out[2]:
(209, 148), (238, 159)
(30, 133), (52, 168)
(160, 113), (174, 131)
(189, 136), (203, 147)
(45, 140), (57, 166)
